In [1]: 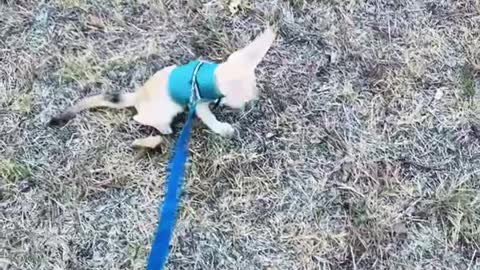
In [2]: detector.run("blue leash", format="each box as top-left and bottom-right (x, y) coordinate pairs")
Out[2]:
(146, 62), (206, 270)
(146, 108), (195, 270)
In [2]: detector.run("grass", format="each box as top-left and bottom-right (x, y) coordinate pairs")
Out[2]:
(430, 186), (480, 246)
(9, 93), (33, 115)
(0, 159), (32, 183)
(461, 66), (477, 99)
(1, 0), (480, 269)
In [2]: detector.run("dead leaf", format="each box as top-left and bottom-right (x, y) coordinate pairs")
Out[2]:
(87, 15), (105, 29)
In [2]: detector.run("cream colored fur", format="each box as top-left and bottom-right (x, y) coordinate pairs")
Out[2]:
(50, 26), (276, 148)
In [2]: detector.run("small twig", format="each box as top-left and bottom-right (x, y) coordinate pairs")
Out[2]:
(336, 183), (365, 198)
(467, 250), (477, 270)
(350, 245), (357, 270)
(398, 158), (447, 171)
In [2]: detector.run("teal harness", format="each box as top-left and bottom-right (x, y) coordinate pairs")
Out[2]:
(168, 60), (222, 106)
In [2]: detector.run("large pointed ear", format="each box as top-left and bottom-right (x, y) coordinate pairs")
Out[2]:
(227, 26), (276, 69)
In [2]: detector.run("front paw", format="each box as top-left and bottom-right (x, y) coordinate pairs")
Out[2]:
(216, 123), (235, 137)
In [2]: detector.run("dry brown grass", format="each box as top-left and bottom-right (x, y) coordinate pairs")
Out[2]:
(1, 0), (480, 269)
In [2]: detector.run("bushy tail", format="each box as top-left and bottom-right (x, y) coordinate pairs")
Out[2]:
(227, 26), (277, 69)
(49, 92), (137, 126)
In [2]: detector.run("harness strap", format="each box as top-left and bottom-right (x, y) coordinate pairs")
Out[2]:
(190, 61), (203, 107)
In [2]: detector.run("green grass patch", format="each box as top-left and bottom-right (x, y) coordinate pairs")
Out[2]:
(0, 159), (32, 183)
(460, 67), (476, 99)
(431, 187), (480, 245)
(10, 93), (33, 114)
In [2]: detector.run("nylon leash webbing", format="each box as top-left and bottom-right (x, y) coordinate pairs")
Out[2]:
(146, 62), (204, 270)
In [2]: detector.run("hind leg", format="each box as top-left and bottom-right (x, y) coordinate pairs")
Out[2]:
(131, 115), (173, 149)
(156, 124), (173, 135)
(133, 114), (175, 134)
(132, 135), (164, 148)
(131, 103), (180, 149)
(151, 119), (174, 134)
(133, 100), (183, 134)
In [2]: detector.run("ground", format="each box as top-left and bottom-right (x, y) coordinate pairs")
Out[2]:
(1, 0), (480, 269)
